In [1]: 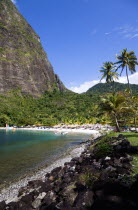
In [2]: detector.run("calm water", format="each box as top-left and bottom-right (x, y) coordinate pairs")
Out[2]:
(0, 129), (90, 188)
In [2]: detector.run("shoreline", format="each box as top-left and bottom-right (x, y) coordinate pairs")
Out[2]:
(0, 141), (88, 203)
(0, 123), (112, 135)
(0, 126), (104, 203)
(1, 132), (138, 209)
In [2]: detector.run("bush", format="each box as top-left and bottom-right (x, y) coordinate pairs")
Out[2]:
(0, 114), (12, 126)
(95, 143), (113, 159)
(79, 171), (100, 186)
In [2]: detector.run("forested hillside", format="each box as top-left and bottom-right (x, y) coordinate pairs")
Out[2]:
(0, 90), (100, 126)
(87, 82), (138, 95)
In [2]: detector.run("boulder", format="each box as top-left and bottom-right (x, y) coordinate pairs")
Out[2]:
(32, 192), (46, 209)
(0, 201), (6, 210)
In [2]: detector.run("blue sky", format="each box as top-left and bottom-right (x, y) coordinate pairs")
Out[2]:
(12, 0), (138, 92)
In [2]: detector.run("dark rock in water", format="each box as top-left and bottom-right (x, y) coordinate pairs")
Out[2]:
(0, 201), (6, 210)
(0, 0), (66, 97)
(51, 166), (62, 175)
(28, 179), (44, 188)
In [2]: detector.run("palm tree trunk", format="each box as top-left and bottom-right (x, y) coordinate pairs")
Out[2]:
(114, 114), (120, 132)
(134, 116), (137, 132)
(113, 80), (115, 93)
(126, 66), (130, 90)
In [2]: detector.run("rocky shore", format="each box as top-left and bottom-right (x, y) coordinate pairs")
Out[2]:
(0, 145), (86, 204)
(1, 134), (138, 210)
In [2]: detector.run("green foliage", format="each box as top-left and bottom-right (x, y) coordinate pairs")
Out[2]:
(87, 82), (138, 96)
(122, 132), (138, 175)
(0, 114), (12, 126)
(99, 61), (118, 83)
(95, 142), (113, 159)
(99, 92), (135, 131)
(0, 22), (6, 29)
(0, 90), (100, 126)
(98, 135), (112, 145)
(0, 87), (137, 127)
(115, 49), (138, 90)
(79, 171), (100, 186)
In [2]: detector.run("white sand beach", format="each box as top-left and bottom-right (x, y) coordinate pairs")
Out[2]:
(0, 123), (113, 135)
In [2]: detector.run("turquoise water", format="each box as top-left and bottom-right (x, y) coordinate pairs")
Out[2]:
(0, 129), (89, 188)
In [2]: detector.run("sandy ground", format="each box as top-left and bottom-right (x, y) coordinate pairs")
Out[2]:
(0, 127), (105, 135)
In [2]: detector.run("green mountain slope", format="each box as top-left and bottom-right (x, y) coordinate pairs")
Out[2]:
(0, 0), (66, 97)
(86, 82), (138, 95)
(0, 90), (99, 126)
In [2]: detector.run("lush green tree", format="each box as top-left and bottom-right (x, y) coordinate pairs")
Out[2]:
(0, 114), (12, 126)
(0, 90), (100, 126)
(99, 62), (119, 92)
(99, 62), (118, 83)
(126, 95), (138, 131)
(99, 92), (128, 132)
(115, 49), (138, 90)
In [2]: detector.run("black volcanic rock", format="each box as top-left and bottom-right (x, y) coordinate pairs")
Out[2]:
(2, 135), (138, 209)
(0, 0), (66, 96)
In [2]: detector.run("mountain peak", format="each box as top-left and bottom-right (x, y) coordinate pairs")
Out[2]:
(0, 0), (66, 96)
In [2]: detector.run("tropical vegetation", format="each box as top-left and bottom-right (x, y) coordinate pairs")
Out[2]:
(0, 49), (137, 130)
(115, 49), (138, 90)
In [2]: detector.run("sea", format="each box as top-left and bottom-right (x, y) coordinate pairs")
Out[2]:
(0, 129), (90, 189)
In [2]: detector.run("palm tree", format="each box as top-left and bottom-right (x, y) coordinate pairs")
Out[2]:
(99, 62), (119, 92)
(99, 92), (130, 132)
(100, 62), (118, 83)
(115, 49), (138, 90)
(127, 95), (138, 131)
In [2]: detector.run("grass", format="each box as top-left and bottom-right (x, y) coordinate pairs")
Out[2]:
(108, 131), (138, 175)
(122, 132), (138, 175)
(79, 171), (100, 186)
(107, 131), (138, 146)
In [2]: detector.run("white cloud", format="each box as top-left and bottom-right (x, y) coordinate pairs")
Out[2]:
(69, 72), (138, 93)
(69, 79), (101, 93)
(118, 72), (138, 84)
(130, 34), (138, 39)
(105, 32), (111, 35)
(11, 0), (16, 4)
(114, 24), (138, 39)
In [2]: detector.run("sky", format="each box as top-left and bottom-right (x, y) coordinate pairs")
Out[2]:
(11, 0), (138, 93)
